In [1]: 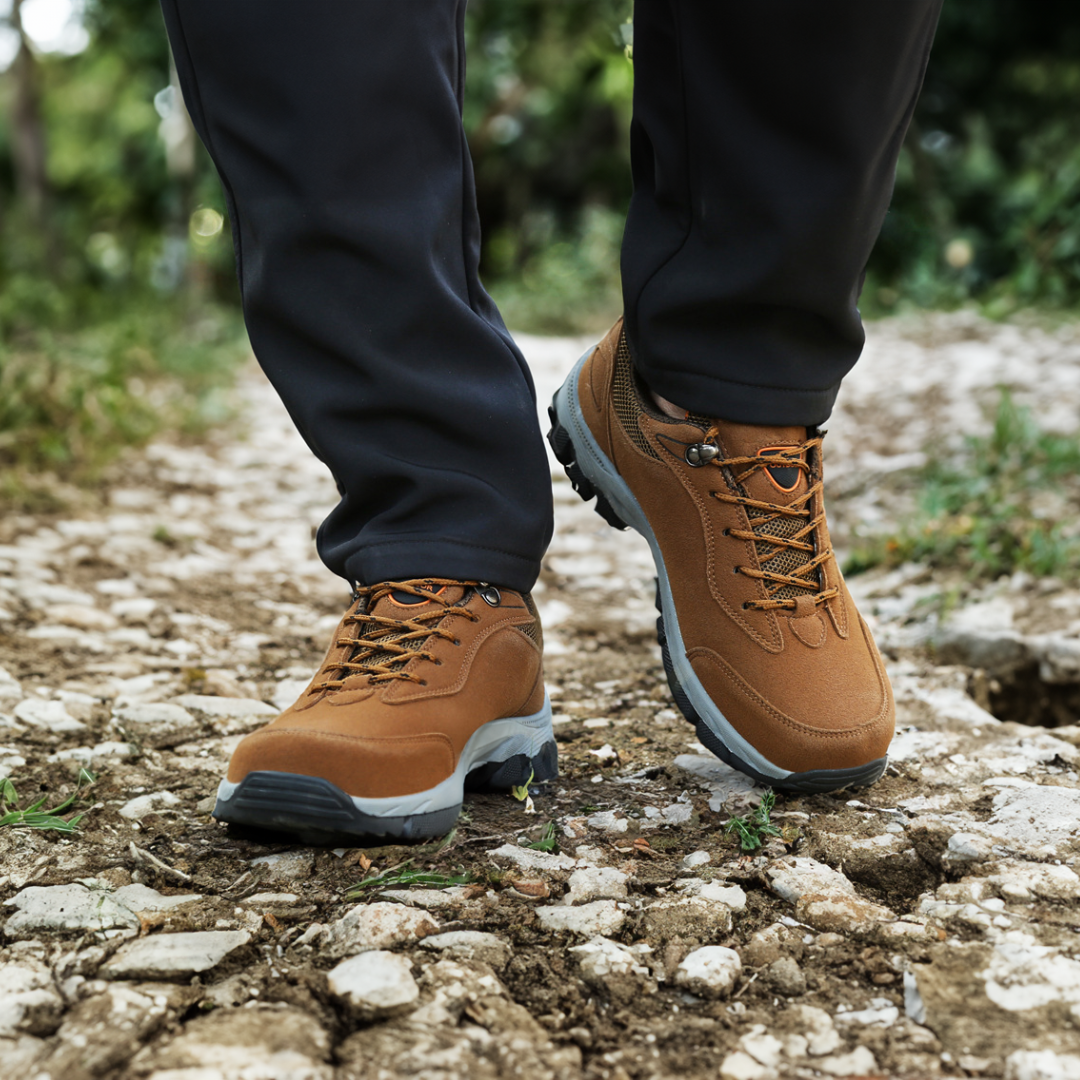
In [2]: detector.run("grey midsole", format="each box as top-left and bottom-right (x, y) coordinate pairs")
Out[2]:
(555, 350), (792, 782)
(215, 694), (554, 818)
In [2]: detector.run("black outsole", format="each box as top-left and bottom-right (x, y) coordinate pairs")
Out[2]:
(214, 739), (559, 845)
(548, 404), (628, 531)
(548, 393), (887, 797)
(465, 740), (559, 792)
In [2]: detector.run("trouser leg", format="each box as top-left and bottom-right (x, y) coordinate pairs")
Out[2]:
(623, 0), (942, 426)
(159, 0), (552, 592)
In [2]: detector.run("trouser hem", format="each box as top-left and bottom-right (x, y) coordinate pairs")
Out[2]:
(343, 540), (543, 595)
(635, 360), (842, 428)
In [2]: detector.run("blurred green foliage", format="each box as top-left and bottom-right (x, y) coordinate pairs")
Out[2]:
(846, 392), (1080, 582)
(464, 0), (633, 331)
(0, 0), (244, 499)
(2, 0), (1080, 496)
(866, 0), (1080, 315)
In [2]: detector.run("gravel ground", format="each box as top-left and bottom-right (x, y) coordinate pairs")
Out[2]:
(3, 312), (1080, 1079)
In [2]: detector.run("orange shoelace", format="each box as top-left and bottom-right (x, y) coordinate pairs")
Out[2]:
(313, 579), (481, 691)
(705, 432), (839, 613)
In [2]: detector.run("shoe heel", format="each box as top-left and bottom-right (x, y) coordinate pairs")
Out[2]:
(547, 398), (628, 531)
(464, 739), (559, 793)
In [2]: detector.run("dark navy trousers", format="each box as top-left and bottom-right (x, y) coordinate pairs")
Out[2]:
(160, 0), (941, 592)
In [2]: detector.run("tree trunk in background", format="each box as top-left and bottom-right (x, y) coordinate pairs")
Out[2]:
(10, 0), (50, 223)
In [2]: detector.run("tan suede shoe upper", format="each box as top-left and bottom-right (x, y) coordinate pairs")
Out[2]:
(227, 580), (545, 799)
(578, 322), (893, 773)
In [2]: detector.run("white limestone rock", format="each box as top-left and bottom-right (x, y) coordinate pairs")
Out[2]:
(816, 1047), (879, 1076)
(111, 884), (202, 911)
(132, 1002), (332, 1079)
(487, 843), (577, 873)
(327, 951), (419, 1020)
(642, 895), (733, 940)
(0, 667), (23, 711)
(535, 900), (625, 937)
(0, 957), (64, 1037)
(0, 746), (27, 771)
(984, 782), (1080, 853)
(378, 887), (472, 909)
(585, 810), (629, 833)
(675, 945), (741, 998)
(171, 694), (275, 734)
(250, 850), (315, 883)
(791, 1004), (842, 1056)
(720, 1051), (771, 1080)
(739, 1029), (784, 1069)
(564, 866), (628, 904)
(118, 790), (181, 820)
(420, 930), (512, 972)
(412, 957), (505, 1026)
(765, 856), (893, 931)
(112, 702), (199, 748)
(101, 930), (251, 979)
(673, 753), (760, 810)
(1006, 1051), (1080, 1080)
(677, 879), (748, 911)
(13, 697), (85, 734)
(47, 741), (136, 767)
(569, 936), (654, 999)
(325, 902), (439, 957)
(4, 883), (140, 937)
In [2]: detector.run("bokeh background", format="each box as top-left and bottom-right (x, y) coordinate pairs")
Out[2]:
(3, 0), (1080, 502)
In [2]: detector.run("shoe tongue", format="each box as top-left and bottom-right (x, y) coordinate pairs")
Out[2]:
(715, 421), (810, 505)
(372, 581), (468, 614)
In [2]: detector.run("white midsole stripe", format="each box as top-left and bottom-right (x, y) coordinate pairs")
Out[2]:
(215, 695), (555, 818)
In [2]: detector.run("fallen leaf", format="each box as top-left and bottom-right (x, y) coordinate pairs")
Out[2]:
(509, 879), (550, 899)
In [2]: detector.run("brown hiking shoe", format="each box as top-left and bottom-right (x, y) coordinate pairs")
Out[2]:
(548, 321), (893, 793)
(213, 579), (555, 842)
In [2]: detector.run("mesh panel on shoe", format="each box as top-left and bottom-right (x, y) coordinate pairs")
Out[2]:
(350, 594), (446, 673)
(613, 334), (661, 460)
(359, 628), (432, 671)
(750, 512), (816, 600)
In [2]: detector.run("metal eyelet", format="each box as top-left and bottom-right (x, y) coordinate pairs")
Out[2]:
(478, 584), (501, 606)
(685, 443), (719, 467)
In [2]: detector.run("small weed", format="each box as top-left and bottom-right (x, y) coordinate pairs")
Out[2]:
(846, 391), (1080, 582)
(0, 769), (97, 833)
(724, 790), (782, 853)
(511, 769), (536, 814)
(524, 821), (559, 853)
(511, 769), (534, 803)
(578, 803), (600, 814)
(347, 864), (472, 898)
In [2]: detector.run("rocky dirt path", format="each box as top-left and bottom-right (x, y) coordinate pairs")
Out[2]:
(3, 314), (1080, 1080)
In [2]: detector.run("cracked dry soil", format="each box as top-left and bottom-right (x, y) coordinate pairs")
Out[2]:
(4, 313), (1080, 1079)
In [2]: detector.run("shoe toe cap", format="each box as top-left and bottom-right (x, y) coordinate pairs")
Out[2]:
(226, 726), (456, 800)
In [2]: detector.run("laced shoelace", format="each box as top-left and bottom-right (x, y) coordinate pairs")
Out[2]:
(704, 430), (840, 613)
(312, 579), (481, 693)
